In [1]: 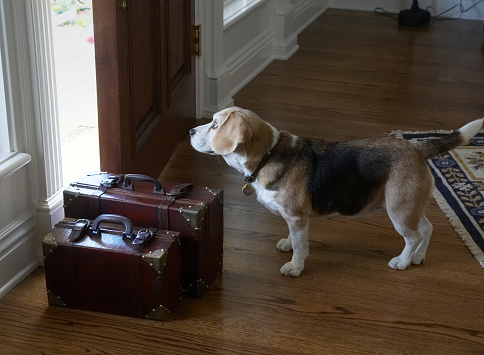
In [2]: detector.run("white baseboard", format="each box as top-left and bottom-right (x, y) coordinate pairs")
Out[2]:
(273, 33), (299, 60)
(0, 190), (64, 300)
(226, 28), (275, 99)
(0, 212), (39, 299)
(0, 211), (35, 253)
(201, 96), (235, 119)
(0, 259), (39, 299)
(294, 0), (329, 33)
(35, 189), (65, 245)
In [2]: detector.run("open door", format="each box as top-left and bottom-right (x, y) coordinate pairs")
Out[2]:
(92, 0), (195, 178)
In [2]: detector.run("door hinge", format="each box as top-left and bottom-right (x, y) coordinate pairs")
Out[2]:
(192, 25), (201, 57)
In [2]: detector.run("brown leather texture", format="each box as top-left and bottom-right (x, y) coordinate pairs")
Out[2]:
(63, 173), (224, 296)
(43, 218), (181, 320)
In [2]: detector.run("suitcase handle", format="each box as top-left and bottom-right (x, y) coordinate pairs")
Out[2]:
(122, 174), (165, 195)
(92, 214), (133, 237)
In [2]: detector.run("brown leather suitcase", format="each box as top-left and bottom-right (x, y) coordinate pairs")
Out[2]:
(63, 173), (223, 296)
(42, 215), (182, 321)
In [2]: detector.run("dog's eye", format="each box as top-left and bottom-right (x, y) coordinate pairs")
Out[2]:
(212, 121), (218, 129)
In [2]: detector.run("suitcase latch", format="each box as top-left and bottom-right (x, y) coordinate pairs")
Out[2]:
(165, 183), (193, 199)
(133, 229), (154, 245)
(100, 176), (122, 188)
(68, 219), (91, 242)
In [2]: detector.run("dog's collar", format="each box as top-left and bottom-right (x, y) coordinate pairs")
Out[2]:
(244, 151), (273, 183)
(241, 132), (280, 197)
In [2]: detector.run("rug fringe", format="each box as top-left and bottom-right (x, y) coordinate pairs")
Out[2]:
(432, 187), (484, 268)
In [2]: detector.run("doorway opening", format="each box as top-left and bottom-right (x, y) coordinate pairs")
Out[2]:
(51, 0), (99, 185)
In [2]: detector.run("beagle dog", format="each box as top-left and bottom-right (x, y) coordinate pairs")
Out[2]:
(189, 107), (483, 276)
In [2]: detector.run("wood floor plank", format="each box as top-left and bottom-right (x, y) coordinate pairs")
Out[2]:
(1, 9), (484, 354)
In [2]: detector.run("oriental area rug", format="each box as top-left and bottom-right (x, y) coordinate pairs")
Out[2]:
(392, 131), (484, 268)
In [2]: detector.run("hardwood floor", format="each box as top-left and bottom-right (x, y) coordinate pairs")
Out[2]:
(2, 9), (484, 354)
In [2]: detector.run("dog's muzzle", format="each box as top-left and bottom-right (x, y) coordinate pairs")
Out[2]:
(189, 128), (216, 155)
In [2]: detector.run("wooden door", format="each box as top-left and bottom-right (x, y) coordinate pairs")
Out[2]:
(92, 0), (195, 178)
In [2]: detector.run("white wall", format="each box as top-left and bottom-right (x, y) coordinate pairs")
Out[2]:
(329, 0), (484, 20)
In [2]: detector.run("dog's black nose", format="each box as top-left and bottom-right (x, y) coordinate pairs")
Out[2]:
(189, 128), (196, 137)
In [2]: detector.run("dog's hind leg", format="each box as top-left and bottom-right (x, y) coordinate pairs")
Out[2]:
(385, 160), (433, 270)
(387, 216), (422, 270)
(387, 212), (432, 270)
(411, 215), (433, 265)
(279, 216), (309, 277)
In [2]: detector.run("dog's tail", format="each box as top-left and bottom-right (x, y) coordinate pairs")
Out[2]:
(413, 118), (483, 159)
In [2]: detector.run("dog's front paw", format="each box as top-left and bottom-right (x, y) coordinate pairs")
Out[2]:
(280, 262), (303, 277)
(388, 256), (411, 270)
(276, 238), (292, 252)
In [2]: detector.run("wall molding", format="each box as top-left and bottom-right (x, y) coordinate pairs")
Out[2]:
(225, 27), (275, 96)
(273, 32), (299, 60)
(0, 211), (35, 257)
(0, 210), (37, 299)
(25, 0), (64, 201)
(35, 190), (65, 261)
(0, 152), (31, 180)
(224, 0), (266, 29)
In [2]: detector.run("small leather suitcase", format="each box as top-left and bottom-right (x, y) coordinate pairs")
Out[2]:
(63, 173), (223, 296)
(42, 214), (181, 321)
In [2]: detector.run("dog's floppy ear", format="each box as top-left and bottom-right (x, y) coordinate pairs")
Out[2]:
(212, 111), (249, 155)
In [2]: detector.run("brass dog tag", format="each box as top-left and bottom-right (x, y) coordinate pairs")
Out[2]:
(242, 183), (254, 196)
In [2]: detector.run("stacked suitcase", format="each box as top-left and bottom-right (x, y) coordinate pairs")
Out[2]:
(42, 173), (223, 321)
